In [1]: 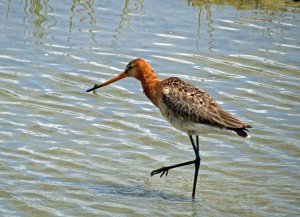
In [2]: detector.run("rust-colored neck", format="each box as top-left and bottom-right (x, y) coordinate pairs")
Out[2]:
(135, 64), (160, 106)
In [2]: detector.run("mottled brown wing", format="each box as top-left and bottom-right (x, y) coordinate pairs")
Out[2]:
(160, 77), (251, 133)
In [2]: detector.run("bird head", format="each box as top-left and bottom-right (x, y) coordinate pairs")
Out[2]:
(86, 58), (150, 92)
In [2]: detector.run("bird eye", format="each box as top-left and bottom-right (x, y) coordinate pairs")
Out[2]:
(126, 65), (133, 73)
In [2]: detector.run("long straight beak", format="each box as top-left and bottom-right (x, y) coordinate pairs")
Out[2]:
(86, 72), (127, 92)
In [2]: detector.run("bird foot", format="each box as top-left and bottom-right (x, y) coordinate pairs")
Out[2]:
(150, 167), (169, 178)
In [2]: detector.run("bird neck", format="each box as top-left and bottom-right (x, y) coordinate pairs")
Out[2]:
(137, 69), (160, 106)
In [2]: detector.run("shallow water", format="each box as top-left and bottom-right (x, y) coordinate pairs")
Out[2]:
(0, 0), (300, 216)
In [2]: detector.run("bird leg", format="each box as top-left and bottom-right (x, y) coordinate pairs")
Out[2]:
(191, 135), (201, 199)
(150, 135), (201, 199)
(150, 159), (196, 178)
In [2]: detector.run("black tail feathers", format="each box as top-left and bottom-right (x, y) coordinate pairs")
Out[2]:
(227, 127), (250, 138)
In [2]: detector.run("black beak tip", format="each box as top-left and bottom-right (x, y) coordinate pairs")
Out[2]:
(86, 84), (99, 93)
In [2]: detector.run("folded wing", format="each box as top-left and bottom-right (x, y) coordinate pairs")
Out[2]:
(160, 77), (251, 137)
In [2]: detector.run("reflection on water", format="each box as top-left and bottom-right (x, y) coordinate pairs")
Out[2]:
(112, 0), (144, 47)
(190, 0), (300, 52)
(0, 0), (300, 216)
(189, 0), (300, 10)
(23, 0), (49, 40)
(112, 0), (132, 47)
(69, 0), (96, 42)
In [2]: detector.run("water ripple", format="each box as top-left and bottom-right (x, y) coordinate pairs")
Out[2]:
(0, 1), (299, 216)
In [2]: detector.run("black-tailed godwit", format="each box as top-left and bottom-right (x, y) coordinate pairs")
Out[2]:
(87, 58), (252, 199)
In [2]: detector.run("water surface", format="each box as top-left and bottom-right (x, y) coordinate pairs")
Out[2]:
(0, 0), (300, 216)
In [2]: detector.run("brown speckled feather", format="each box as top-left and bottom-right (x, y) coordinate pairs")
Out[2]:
(158, 77), (251, 137)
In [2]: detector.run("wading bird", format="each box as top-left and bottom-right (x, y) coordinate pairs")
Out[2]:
(87, 58), (251, 199)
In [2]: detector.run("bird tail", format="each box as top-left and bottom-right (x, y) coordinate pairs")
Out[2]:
(227, 125), (252, 138)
